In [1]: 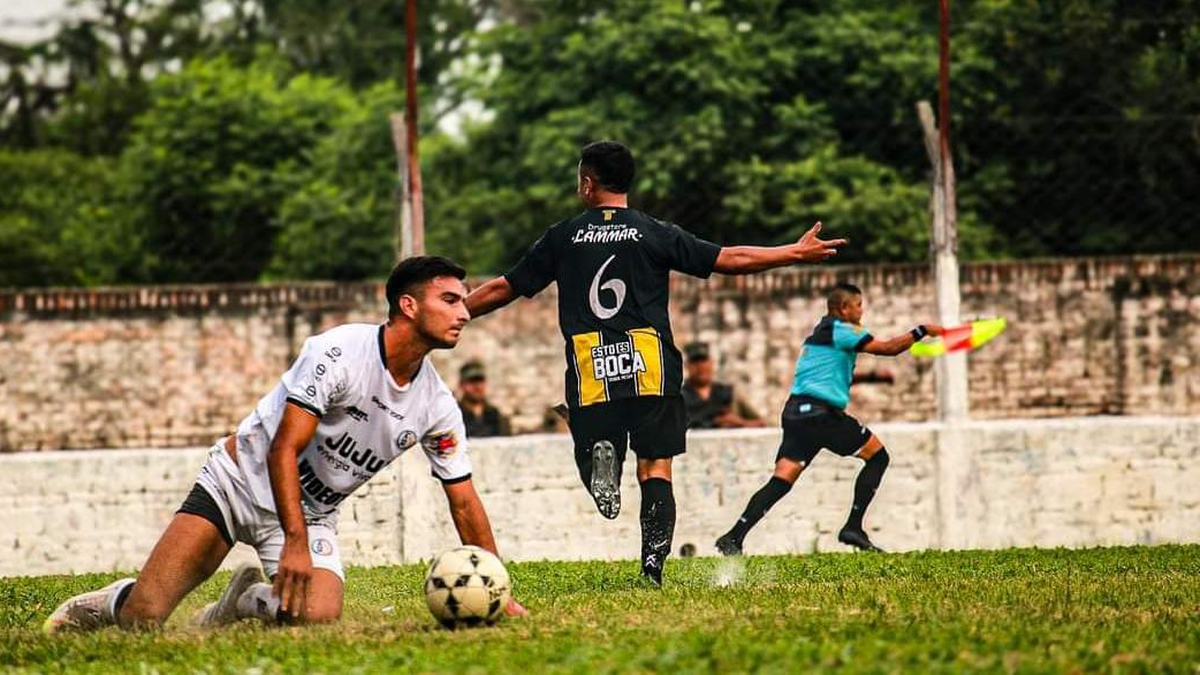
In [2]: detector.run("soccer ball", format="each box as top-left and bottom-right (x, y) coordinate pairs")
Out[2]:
(424, 545), (511, 628)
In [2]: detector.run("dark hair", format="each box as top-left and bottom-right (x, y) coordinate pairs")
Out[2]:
(826, 282), (863, 313)
(386, 255), (467, 316)
(580, 140), (635, 193)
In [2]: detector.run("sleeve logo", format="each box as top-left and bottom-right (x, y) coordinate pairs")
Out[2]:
(422, 430), (459, 457)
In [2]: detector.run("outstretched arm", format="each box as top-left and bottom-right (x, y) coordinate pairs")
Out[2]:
(466, 277), (518, 319)
(713, 222), (847, 275)
(861, 324), (945, 357)
(442, 478), (528, 617)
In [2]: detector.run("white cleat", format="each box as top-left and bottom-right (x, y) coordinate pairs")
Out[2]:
(193, 563), (264, 628)
(43, 578), (135, 634)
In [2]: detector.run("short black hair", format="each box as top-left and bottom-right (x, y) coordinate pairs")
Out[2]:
(386, 255), (467, 317)
(580, 140), (635, 193)
(827, 283), (863, 313)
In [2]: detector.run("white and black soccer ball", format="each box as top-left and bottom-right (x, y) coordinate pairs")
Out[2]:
(424, 545), (511, 628)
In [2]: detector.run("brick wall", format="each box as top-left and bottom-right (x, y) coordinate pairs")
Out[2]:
(0, 256), (1196, 452)
(1, 417), (1196, 577)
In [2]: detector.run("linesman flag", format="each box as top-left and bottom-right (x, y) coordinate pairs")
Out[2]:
(910, 317), (1007, 358)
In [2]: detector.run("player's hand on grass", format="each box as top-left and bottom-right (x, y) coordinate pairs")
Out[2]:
(505, 597), (529, 618)
(275, 536), (313, 620)
(795, 222), (847, 263)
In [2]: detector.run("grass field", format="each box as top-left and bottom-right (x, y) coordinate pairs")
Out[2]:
(1, 545), (1196, 673)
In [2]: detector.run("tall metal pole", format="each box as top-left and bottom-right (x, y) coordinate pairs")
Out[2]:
(404, 0), (425, 256)
(934, 0), (967, 422)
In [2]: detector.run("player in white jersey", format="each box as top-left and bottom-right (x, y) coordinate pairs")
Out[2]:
(44, 256), (526, 632)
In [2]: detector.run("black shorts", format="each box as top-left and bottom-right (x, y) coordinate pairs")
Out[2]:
(568, 395), (688, 486)
(177, 483), (234, 547)
(777, 395), (873, 466)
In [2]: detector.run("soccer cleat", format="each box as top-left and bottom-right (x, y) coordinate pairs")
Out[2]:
(838, 527), (886, 552)
(715, 533), (743, 556)
(192, 563), (264, 628)
(43, 578), (135, 634)
(640, 553), (664, 588)
(589, 440), (621, 520)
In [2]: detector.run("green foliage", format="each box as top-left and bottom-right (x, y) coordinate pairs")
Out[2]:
(0, 150), (138, 287)
(118, 54), (354, 282)
(424, 0), (996, 271)
(267, 84), (403, 281)
(0, 0), (1196, 285)
(0, 546), (1197, 671)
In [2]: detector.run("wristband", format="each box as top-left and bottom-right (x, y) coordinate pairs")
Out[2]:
(910, 325), (928, 341)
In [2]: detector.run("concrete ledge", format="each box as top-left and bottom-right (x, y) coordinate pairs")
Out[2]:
(1, 416), (1197, 577)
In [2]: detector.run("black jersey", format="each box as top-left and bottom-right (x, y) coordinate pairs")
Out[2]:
(504, 207), (721, 409)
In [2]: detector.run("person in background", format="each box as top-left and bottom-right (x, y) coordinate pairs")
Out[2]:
(681, 342), (765, 429)
(458, 360), (512, 438)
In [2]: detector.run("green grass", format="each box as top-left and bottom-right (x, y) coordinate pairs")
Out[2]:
(1, 546), (1197, 673)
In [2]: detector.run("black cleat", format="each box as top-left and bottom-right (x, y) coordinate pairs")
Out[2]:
(838, 527), (886, 552)
(715, 533), (743, 556)
(589, 440), (621, 520)
(640, 554), (664, 588)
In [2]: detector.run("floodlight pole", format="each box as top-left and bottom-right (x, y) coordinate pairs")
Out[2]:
(403, 0), (425, 257)
(920, 0), (968, 423)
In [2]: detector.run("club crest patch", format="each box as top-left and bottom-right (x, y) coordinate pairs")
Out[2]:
(422, 430), (459, 457)
(311, 538), (334, 556)
(396, 430), (419, 450)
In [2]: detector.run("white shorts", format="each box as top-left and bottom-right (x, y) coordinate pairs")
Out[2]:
(192, 439), (345, 581)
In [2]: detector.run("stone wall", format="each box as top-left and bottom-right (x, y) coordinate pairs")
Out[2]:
(0, 256), (1196, 451)
(1, 417), (1196, 577)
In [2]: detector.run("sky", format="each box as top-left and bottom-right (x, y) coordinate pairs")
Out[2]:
(0, 0), (78, 44)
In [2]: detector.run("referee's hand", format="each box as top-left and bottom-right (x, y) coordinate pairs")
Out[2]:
(795, 222), (846, 262)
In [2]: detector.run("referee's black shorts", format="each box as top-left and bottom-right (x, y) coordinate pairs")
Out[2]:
(568, 395), (688, 487)
(776, 394), (873, 467)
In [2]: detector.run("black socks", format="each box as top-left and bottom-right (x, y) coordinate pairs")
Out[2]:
(727, 476), (793, 544)
(639, 478), (675, 579)
(844, 448), (890, 532)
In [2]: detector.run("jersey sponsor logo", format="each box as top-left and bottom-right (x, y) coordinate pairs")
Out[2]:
(298, 458), (349, 508)
(422, 430), (458, 457)
(396, 430), (418, 450)
(570, 328), (665, 406)
(345, 405), (369, 422)
(323, 431), (386, 473)
(590, 341), (647, 381)
(371, 395), (404, 420)
(571, 223), (643, 244)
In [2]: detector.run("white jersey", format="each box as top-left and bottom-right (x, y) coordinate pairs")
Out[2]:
(234, 323), (471, 518)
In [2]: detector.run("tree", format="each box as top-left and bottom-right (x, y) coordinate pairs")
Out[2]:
(0, 149), (138, 287)
(119, 54), (353, 282)
(420, 0), (992, 272)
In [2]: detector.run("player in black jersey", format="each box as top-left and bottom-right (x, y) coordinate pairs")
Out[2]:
(466, 141), (846, 584)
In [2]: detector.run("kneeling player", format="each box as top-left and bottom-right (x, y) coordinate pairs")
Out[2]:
(45, 256), (525, 632)
(716, 283), (943, 554)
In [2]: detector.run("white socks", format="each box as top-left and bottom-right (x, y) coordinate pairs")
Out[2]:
(235, 582), (281, 622)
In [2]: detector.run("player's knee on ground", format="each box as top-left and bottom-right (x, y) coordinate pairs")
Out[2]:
(118, 591), (173, 629)
(287, 571), (344, 625)
(291, 603), (342, 624)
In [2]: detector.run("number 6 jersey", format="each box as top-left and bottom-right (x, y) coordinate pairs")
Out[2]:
(504, 208), (721, 408)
